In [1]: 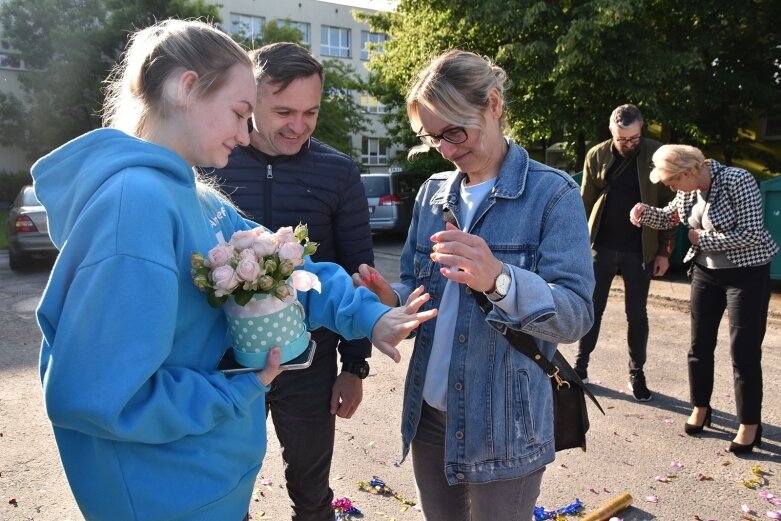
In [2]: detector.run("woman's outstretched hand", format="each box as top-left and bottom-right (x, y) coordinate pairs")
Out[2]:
(353, 264), (399, 306)
(370, 285), (437, 363)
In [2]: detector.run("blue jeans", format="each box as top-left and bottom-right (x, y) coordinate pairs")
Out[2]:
(411, 402), (545, 521)
(266, 346), (337, 521)
(576, 245), (652, 375)
(689, 262), (769, 424)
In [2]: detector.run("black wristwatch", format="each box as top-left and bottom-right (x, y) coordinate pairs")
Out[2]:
(342, 361), (370, 379)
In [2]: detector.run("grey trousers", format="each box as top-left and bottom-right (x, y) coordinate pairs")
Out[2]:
(411, 402), (545, 521)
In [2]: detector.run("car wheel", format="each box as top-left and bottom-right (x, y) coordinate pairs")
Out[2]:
(9, 250), (25, 271)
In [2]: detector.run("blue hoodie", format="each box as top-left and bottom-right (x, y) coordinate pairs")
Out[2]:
(32, 128), (391, 521)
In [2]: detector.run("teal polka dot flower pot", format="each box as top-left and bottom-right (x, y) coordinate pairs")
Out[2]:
(224, 292), (308, 369)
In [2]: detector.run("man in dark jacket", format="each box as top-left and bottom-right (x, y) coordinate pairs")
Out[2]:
(576, 104), (675, 401)
(216, 43), (374, 521)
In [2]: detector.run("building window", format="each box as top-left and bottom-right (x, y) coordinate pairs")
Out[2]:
(278, 20), (310, 45)
(362, 137), (388, 165)
(0, 52), (22, 70)
(321, 26), (350, 58)
(230, 13), (264, 44)
(359, 95), (387, 114)
(360, 31), (387, 60)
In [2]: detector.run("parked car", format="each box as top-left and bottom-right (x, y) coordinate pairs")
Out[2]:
(6, 185), (57, 270)
(361, 171), (428, 234)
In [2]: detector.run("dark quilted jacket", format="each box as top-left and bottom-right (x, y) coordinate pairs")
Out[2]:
(216, 138), (374, 363)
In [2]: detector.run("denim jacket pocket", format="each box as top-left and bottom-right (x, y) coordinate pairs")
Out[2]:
(512, 368), (537, 449)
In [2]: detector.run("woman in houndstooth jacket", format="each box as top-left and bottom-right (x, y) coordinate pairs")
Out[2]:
(630, 144), (778, 454)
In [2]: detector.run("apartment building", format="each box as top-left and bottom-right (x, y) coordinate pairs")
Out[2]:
(0, 0), (398, 174)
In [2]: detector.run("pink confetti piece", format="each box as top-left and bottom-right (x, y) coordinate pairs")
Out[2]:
(671, 461), (683, 468)
(720, 392), (731, 397)
(664, 418), (673, 424)
(767, 511), (781, 519)
(603, 487), (611, 493)
(589, 488), (599, 494)
(259, 479), (273, 486)
(744, 504), (754, 513)
(645, 495), (658, 503)
(761, 491), (773, 499)
(655, 475), (670, 483)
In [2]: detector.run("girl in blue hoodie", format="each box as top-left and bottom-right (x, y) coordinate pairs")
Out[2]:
(31, 19), (435, 521)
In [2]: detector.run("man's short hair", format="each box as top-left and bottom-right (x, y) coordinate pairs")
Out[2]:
(609, 104), (643, 129)
(249, 42), (324, 94)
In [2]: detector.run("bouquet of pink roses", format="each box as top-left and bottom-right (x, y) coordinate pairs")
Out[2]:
(191, 223), (321, 307)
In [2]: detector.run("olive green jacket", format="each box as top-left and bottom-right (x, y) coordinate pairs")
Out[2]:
(581, 137), (676, 265)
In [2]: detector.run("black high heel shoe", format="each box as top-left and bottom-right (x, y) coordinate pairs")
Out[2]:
(728, 425), (763, 454)
(684, 405), (712, 436)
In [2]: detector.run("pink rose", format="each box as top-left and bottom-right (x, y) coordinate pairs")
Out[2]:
(235, 258), (261, 284)
(253, 234), (278, 258)
(238, 248), (258, 262)
(229, 230), (256, 250)
(207, 243), (235, 268)
(275, 226), (296, 245)
(278, 242), (304, 266)
(211, 265), (240, 297)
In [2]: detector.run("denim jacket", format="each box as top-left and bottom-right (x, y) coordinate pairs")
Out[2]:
(394, 140), (595, 484)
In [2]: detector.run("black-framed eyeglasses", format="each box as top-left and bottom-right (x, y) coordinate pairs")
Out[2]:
(417, 127), (468, 148)
(613, 134), (641, 145)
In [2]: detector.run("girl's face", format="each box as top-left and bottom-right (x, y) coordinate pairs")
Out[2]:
(412, 91), (505, 182)
(179, 64), (256, 168)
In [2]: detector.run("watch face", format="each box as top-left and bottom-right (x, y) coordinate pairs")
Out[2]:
(496, 272), (511, 294)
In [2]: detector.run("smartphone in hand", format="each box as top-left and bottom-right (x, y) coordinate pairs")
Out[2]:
(217, 340), (317, 374)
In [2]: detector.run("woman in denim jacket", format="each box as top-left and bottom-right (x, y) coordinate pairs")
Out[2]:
(355, 50), (594, 520)
(630, 144), (777, 454)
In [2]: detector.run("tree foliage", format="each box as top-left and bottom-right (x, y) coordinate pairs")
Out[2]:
(361, 0), (781, 172)
(0, 0), (220, 161)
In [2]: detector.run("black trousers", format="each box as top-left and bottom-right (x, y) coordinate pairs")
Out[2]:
(576, 245), (653, 374)
(266, 347), (338, 521)
(689, 262), (770, 424)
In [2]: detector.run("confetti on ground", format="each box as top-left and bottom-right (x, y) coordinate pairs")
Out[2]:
(357, 476), (416, 506)
(671, 461), (684, 469)
(645, 495), (658, 503)
(696, 473), (714, 481)
(533, 498), (584, 520)
(333, 497), (362, 520)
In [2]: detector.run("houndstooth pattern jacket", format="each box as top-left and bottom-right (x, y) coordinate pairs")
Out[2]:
(637, 159), (778, 267)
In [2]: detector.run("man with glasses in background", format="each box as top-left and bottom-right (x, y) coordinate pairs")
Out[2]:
(575, 104), (675, 401)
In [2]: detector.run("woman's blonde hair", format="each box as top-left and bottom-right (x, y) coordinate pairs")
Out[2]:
(650, 144), (706, 184)
(103, 19), (252, 138)
(406, 49), (508, 156)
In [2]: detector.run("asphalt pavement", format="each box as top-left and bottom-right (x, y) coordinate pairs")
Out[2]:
(1, 243), (780, 521)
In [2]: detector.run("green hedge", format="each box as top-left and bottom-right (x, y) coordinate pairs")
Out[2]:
(0, 170), (33, 205)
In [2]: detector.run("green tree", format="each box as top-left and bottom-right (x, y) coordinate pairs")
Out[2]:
(314, 59), (369, 160)
(361, 0), (781, 172)
(0, 0), (219, 161)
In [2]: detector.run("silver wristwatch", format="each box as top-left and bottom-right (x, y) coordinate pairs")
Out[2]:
(485, 263), (511, 302)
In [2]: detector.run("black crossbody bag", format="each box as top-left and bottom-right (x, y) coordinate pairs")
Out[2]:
(473, 292), (605, 451)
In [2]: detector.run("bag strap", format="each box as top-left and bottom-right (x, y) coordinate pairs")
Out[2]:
(473, 291), (604, 415)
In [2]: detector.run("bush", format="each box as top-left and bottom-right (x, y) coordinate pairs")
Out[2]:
(0, 169), (32, 205)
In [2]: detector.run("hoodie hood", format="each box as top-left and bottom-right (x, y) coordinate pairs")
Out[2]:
(31, 128), (194, 249)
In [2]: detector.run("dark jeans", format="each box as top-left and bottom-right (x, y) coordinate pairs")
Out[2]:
(266, 347), (338, 521)
(689, 262), (770, 424)
(410, 402), (545, 521)
(576, 246), (653, 374)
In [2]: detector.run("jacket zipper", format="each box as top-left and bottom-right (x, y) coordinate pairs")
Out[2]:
(264, 164), (273, 227)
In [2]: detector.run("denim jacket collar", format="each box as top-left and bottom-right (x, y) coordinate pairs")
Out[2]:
(429, 138), (528, 209)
